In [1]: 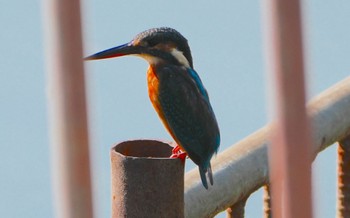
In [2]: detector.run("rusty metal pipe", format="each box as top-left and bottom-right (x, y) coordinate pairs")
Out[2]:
(226, 197), (248, 218)
(337, 136), (350, 217)
(263, 185), (272, 218)
(43, 0), (93, 217)
(111, 140), (184, 218)
(262, 0), (313, 217)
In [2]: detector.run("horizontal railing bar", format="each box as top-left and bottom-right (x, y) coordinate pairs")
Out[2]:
(184, 76), (350, 218)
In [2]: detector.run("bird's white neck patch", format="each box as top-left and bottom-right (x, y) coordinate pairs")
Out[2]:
(170, 48), (190, 68)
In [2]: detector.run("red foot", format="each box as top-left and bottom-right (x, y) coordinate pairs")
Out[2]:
(170, 145), (187, 162)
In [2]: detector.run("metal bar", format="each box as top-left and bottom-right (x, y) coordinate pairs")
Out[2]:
(184, 77), (350, 217)
(263, 0), (313, 217)
(111, 140), (184, 218)
(337, 136), (350, 217)
(263, 185), (272, 218)
(43, 0), (93, 217)
(226, 197), (248, 218)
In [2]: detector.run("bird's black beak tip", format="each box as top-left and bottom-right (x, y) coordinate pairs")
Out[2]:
(84, 55), (95, 61)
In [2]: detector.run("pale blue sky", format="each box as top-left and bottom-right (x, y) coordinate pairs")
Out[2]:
(1, 0), (349, 217)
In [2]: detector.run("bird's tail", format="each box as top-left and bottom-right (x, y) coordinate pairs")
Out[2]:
(199, 163), (213, 189)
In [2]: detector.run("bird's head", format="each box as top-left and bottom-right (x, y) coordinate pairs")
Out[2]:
(86, 27), (193, 68)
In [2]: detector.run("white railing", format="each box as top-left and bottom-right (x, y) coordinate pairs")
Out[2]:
(184, 77), (350, 217)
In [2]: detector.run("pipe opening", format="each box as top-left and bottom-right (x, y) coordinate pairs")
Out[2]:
(113, 139), (173, 158)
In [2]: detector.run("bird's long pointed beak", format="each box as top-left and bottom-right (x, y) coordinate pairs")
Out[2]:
(85, 43), (139, 60)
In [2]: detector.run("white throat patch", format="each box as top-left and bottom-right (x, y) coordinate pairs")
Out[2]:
(135, 54), (162, 65)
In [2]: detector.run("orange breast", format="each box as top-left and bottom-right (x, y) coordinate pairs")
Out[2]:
(147, 66), (161, 112)
(147, 66), (184, 150)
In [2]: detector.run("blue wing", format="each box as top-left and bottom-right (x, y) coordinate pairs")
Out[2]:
(156, 65), (220, 182)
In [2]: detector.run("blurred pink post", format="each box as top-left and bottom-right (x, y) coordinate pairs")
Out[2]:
(43, 0), (94, 217)
(263, 0), (313, 218)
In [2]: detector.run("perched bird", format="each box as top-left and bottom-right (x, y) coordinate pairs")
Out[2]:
(86, 27), (220, 189)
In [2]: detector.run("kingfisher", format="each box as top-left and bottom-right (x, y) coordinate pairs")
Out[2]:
(86, 27), (220, 189)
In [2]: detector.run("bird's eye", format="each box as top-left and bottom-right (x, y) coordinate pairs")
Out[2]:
(146, 39), (159, 47)
(139, 41), (149, 47)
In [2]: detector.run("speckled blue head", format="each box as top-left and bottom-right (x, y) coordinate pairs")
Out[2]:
(86, 27), (193, 68)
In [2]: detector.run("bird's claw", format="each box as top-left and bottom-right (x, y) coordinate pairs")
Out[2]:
(170, 145), (187, 162)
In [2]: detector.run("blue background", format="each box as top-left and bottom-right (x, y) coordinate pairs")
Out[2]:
(1, 0), (349, 217)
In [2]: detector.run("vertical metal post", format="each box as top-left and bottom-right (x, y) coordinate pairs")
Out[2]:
(262, 0), (313, 218)
(263, 185), (272, 218)
(226, 198), (248, 218)
(43, 0), (93, 217)
(337, 136), (350, 217)
(111, 140), (184, 218)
